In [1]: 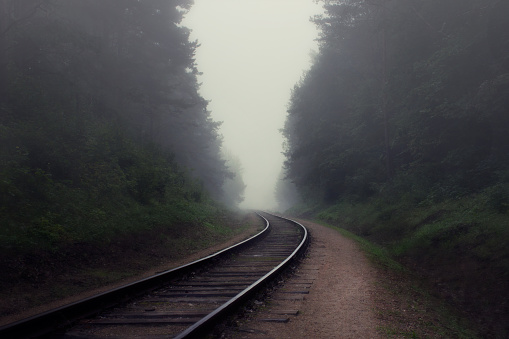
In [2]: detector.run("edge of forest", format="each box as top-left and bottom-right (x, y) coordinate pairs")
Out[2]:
(289, 193), (508, 338)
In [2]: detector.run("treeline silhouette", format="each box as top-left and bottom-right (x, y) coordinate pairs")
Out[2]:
(0, 0), (244, 252)
(282, 1), (509, 336)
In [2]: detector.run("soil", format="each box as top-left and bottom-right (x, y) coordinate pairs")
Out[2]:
(1, 215), (479, 338)
(221, 219), (479, 339)
(221, 218), (380, 338)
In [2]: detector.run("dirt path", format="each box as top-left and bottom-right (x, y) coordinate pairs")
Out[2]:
(223, 219), (381, 338)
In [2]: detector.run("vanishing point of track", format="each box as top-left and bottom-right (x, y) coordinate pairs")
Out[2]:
(0, 212), (308, 338)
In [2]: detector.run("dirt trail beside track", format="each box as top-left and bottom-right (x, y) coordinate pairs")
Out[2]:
(4, 215), (476, 338)
(223, 219), (381, 338)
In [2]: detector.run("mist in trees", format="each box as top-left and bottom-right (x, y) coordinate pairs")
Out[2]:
(274, 169), (301, 212)
(0, 0), (248, 252)
(279, 2), (509, 334)
(283, 0), (509, 205)
(219, 150), (246, 208)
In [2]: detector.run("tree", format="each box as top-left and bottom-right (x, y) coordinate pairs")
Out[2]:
(1, 0), (233, 244)
(283, 0), (509, 204)
(219, 150), (246, 207)
(274, 169), (301, 212)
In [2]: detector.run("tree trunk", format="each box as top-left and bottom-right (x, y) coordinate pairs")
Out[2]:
(0, 0), (9, 103)
(381, 2), (393, 179)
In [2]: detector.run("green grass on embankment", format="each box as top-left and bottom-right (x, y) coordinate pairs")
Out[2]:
(290, 186), (509, 338)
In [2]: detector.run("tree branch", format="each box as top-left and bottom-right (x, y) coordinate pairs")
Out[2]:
(0, 0), (48, 37)
(411, 5), (449, 38)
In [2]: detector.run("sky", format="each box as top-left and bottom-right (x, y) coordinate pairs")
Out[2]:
(182, 0), (323, 210)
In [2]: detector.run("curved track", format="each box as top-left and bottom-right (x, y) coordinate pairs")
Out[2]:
(0, 212), (308, 338)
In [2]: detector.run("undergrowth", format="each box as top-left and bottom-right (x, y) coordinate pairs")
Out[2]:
(293, 183), (509, 338)
(313, 219), (481, 338)
(0, 115), (225, 254)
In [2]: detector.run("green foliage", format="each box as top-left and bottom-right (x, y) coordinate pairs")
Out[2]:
(283, 0), (509, 206)
(308, 185), (509, 337)
(0, 108), (223, 253)
(2, 0), (229, 198)
(319, 220), (406, 273)
(486, 183), (509, 213)
(219, 150), (246, 208)
(0, 0), (236, 256)
(281, 0), (509, 336)
(313, 220), (479, 338)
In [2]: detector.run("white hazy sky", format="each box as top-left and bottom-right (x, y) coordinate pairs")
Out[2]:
(182, 0), (323, 210)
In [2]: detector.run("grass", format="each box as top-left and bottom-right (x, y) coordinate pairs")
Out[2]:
(0, 211), (261, 321)
(312, 189), (509, 279)
(318, 218), (480, 338)
(314, 220), (406, 273)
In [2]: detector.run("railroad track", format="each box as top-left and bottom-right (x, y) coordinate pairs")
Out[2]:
(0, 212), (308, 338)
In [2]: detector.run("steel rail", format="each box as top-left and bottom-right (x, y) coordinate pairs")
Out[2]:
(0, 215), (270, 339)
(174, 212), (309, 339)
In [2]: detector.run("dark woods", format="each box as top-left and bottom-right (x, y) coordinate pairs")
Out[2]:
(0, 1), (244, 251)
(282, 1), (509, 336)
(283, 0), (509, 204)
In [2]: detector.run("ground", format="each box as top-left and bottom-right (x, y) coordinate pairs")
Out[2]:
(222, 218), (379, 338)
(1, 215), (479, 338)
(221, 219), (478, 339)
(0, 214), (263, 327)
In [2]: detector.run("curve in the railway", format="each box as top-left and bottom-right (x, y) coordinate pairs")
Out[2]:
(0, 212), (308, 339)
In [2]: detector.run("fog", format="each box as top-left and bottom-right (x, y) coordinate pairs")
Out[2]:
(182, 0), (323, 210)
(2, 3), (507, 335)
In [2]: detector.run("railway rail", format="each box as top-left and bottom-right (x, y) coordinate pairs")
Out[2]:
(0, 212), (308, 338)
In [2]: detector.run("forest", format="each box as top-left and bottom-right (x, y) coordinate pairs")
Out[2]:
(282, 0), (508, 336)
(0, 0), (250, 317)
(0, 0), (249, 250)
(2, 0), (508, 336)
